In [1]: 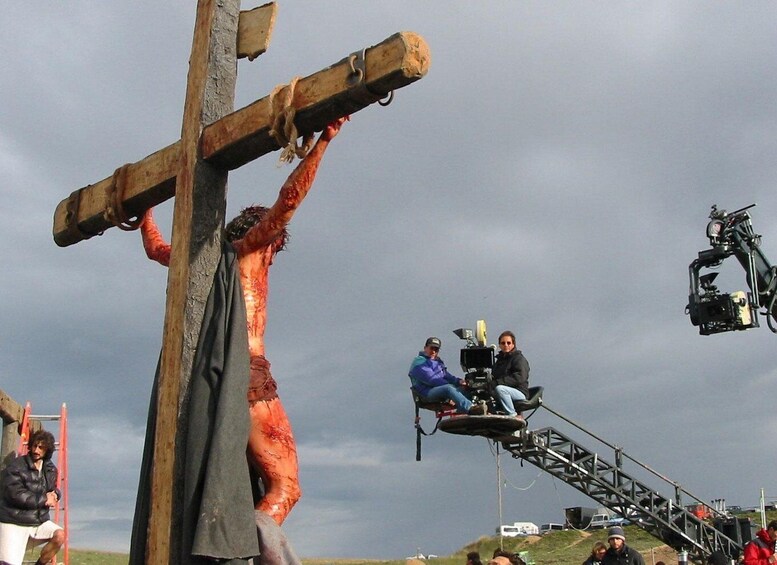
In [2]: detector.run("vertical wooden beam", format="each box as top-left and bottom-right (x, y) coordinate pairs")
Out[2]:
(1, 421), (17, 470)
(146, 0), (239, 562)
(0, 388), (24, 469)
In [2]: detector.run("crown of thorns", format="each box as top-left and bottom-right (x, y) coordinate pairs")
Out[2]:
(225, 205), (289, 251)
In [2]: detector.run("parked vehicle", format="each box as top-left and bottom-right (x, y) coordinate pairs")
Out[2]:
(498, 522), (539, 537)
(589, 513), (611, 529)
(686, 503), (713, 520)
(607, 516), (631, 527)
(565, 506), (598, 529)
(540, 523), (565, 534)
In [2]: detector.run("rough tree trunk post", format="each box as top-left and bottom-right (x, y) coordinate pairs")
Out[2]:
(147, 1), (240, 562)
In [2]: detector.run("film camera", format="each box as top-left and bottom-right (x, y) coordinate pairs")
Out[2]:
(687, 272), (756, 335)
(453, 320), (498, 406)
(686, 204), (765, 335)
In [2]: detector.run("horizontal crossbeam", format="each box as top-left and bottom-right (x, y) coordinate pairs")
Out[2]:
(52, 31), (430, 247)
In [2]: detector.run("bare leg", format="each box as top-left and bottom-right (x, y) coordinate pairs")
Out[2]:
(248, 398), (301, 526)
(36, 529), (64, 564)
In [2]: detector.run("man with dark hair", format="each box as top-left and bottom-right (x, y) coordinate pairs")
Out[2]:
(602, 525), (645, 565)
(0, 430), (64, 565)
(743, 519), (777, 565)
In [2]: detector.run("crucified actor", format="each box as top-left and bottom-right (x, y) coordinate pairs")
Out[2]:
(140, 117), (347, 526)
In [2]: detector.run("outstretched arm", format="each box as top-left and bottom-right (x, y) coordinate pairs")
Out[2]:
(140, 209), (171, 267)
(237, 117), (347, 253)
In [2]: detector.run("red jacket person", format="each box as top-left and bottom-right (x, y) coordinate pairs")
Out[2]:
(743, 520), (777, 565)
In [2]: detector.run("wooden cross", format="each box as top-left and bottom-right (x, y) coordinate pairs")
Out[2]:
(50, 1), (429, 562)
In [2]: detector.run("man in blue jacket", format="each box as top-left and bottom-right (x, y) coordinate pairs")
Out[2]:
(409, 337), (485, 415)
(0, 430), (64, 565)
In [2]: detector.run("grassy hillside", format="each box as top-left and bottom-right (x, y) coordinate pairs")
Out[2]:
(452, 526), (677, 565)
(58, 549), (129, 564)
(65, 513), (775, 565)
(305, 514), (774, 565)
(301, 526), (677, 565)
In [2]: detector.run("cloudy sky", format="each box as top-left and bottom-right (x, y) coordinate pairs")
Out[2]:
(2, 1), (777, 560)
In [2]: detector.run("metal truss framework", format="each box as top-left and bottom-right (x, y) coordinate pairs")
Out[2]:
(501, 424), (742, 563)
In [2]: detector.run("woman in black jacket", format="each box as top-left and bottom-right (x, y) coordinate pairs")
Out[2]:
(491, 330), (530, 420)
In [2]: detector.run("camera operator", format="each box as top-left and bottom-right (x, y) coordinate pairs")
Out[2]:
(491, 330), (530, 421)
(409, 337), (486, 415)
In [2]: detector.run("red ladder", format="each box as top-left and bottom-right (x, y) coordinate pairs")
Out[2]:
(17, 403), (69, 565)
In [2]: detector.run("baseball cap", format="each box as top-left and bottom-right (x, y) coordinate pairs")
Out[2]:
(425, 337), (441, 349)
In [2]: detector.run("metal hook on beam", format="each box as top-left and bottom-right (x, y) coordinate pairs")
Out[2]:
(347, 49), (394, 106)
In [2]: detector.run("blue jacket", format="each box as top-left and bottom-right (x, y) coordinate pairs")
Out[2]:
(408, 352), (460, 396)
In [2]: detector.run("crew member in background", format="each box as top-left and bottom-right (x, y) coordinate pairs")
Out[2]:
(743, 520), (777, 565)
(602, 526), (645, 565)
(409, 337), (486, 415)
(583, 541), (607, 565)
(0, 430), (64, 565)
(491, 330), (530, 421)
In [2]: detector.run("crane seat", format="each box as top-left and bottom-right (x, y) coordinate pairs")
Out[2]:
(411, 388), (456, 414)
(410, 387), (456, 461)
(513, 386), (543, 413)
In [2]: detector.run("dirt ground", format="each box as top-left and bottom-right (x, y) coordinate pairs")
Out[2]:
(639, 544), (681, 565)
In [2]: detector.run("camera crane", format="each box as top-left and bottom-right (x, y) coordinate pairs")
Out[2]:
(411, 320), (754, 563)
(687, 203), (777, 335)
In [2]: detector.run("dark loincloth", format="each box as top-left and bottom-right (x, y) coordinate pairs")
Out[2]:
(247, 355), (278, 402)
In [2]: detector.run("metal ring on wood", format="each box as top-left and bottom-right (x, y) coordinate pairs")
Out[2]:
(378, 90), (394, 106)
(103, 163), (142, 231)
(347, 49), (394, 106)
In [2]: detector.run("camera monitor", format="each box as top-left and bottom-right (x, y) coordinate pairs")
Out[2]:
(460, 346), (494, 371)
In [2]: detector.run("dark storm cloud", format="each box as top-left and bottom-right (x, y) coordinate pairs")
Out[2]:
(2, 1), (776, 559)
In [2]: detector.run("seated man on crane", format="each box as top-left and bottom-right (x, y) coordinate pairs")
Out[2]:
(409, 336), (486, 415)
